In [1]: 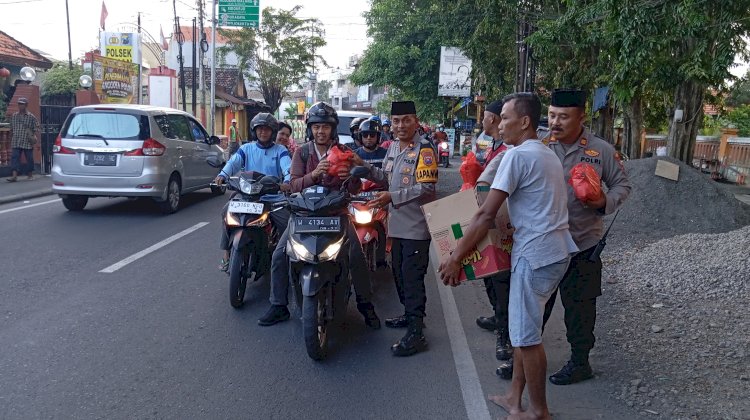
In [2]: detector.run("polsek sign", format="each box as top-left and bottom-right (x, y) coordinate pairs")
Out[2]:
(100, 32), (142, 64)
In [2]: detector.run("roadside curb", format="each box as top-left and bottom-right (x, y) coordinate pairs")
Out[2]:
(0, 189), (55, 205)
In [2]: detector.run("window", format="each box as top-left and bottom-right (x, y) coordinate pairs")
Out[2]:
(188, 119), (208, 142)
(154, 114), (193, 141)
(63, 112), (149, 140)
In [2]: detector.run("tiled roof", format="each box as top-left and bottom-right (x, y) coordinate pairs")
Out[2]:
(181, 67), (241, 93)
(176, 26), (231, 44)
(0, 30), (53, 69)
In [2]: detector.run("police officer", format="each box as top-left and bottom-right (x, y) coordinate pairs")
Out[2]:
(352, 101), (438, 356)
(539, 89), (631, 384)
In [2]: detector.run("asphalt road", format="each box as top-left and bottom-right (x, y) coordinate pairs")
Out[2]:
(0, 162), (643, 419)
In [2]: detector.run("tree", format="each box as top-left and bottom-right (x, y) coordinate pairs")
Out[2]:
(219, 6), (326, 113)
(41, 63), (83, 98)
(316, 79), (332, 103)
(726, 70), (750, 108)
(726, 105), (750, 136)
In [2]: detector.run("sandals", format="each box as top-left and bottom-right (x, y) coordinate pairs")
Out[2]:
(219, 258), (229, 272)
(6, 178), (17, 183)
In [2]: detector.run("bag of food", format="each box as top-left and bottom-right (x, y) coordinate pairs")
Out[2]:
(459, 152), (483, 191)
(568, 162), (602, 202)
(327, 145), (353, 177)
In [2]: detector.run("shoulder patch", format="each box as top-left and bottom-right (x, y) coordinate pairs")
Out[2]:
(584, 149), (600, 157)
(415, 148), (438, 183)
(580, 138), (588, 146)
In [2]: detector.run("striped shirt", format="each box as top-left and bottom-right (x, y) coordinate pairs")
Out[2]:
(11, 112), (39, 149)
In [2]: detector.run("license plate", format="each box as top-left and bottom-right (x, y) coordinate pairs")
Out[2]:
(295, 217), (341, 233)
(84, 153), (117, 166)
(228, 201), (264, 214)
(355, 191), (376, 200)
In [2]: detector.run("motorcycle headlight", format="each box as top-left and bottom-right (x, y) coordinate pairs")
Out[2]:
(239, 178), (262, 195)
(440, 142), (448, 150)
(289, 238), (315, 263)
(225, 211), (240, 227)
(247, 212), (269, 227)
(319, 237), (345, 262)
(350, 205), (374, 224)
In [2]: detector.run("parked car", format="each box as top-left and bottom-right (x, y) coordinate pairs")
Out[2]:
(335, 110), (373, 146)
(51, 105), (225, 213)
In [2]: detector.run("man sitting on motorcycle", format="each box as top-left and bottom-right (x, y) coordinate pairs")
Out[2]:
(257, 102), (381, 329)
(354, 117), (389, 269)
(213, 112), (292, 272)
(348, 117), (366, 150)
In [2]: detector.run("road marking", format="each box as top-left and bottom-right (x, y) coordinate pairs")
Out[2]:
(99, 222), (210, 273)
(0, 198), (60, 215)
(435, 269), (492, 420)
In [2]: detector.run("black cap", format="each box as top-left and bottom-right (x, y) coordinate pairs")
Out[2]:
(486, 100), (503, 116)
(391, 101), (416, 116)
(551, 89), (587, 108)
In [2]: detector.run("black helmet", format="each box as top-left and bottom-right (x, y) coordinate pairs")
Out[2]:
(350, 117), (366, 130)
(305, 102), (339, 141)
(359, 118), (381, 135)
(250, 112), (279, 142)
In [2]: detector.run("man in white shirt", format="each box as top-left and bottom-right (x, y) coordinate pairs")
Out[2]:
(439, 93), (578, 420)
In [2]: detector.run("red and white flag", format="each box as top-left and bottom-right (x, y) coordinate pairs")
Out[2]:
(100, 1), (108, 30)
(160, 25), (168, 50)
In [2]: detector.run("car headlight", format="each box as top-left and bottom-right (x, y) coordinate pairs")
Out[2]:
(289, 238), (315, 262)
(350, 206), (374, 224)
(239, 178), (262, 195)
(319, 237), (345, 262)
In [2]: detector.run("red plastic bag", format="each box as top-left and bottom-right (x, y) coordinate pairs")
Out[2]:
(459, 152), (483, 191)
(327, 145), (354, 177)
(568, 163), (602, 202)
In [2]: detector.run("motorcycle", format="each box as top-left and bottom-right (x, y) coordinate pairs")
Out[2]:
(438, 140), (451, 167)
(349, 180), (388, 272)
(285, 166), (370, 360)
(214, 172), (283, 308)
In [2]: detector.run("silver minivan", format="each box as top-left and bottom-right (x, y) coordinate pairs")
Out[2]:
(52, 105), (225, 213)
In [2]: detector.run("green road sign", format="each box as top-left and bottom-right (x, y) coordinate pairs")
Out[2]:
(217, 0), (260, 28)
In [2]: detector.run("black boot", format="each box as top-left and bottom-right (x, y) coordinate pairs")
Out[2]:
(475, 315), (498, 332)
(495, 329), (513, 361)
(391, 317), (427, 357)
(495, 358), (513, 380)
(357, 302), (381, 329)
(385, 314), (409, 329)
(257, 305), (290, 326)
(549, 359), (593, 385)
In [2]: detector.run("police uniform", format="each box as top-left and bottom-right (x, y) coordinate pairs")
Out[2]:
(365, 104), (438, 356)
(540, 122), (631, 380)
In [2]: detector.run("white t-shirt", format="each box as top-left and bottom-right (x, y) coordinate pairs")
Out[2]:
(491, 139), (579, 269)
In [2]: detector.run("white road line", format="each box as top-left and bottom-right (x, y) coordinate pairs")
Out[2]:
(435, 269), (492, 420)
(0, 198), (60, 215)
(99, 222), (209, 273)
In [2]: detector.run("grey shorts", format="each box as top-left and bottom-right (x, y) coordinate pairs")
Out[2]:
(508, 256), (571, 347)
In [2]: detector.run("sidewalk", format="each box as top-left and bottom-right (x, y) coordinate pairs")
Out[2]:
(0, 174), (54, 205)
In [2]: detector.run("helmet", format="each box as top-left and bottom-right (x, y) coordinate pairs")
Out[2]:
(382, 118), (391, 127)
(250, 112), (279, 142)
(350, 117), (366, 137)
(305, 102), (339, 141)
(359, 118), (381, 136)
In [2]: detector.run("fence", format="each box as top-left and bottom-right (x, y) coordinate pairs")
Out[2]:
(723, 137), (750, 184)
(0, 127), (10, 168)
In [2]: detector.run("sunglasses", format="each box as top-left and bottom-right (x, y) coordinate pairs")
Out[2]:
(362, 132), (378, 138)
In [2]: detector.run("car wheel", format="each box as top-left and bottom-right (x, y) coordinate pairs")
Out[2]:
(61, 195), (88, 211)
(157, 175), (181, 214)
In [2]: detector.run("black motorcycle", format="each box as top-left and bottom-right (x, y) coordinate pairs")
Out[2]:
(215, 172), (283, 308)
(285, 167), (370, 360)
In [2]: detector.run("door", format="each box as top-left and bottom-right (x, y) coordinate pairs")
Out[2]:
(187, 118), (219, 185)
(155, 114), (198, 188)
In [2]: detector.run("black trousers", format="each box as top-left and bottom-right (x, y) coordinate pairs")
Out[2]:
(542, 246), (603, 361)
(390, 238), (430, 319)
(483, 270), (511, 330)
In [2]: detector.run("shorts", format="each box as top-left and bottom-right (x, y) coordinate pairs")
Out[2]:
(508, 256), (571, 347)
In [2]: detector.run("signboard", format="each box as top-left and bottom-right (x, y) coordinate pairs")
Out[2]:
(92, 55), (139, 104)
(357, 85), (369, 102)
(218, 0), (260, 28)
(438, 47), (472, 97)
(452, 97), (472, 113)
(445, 128), (456, 155)
(100, 32), (141, 64)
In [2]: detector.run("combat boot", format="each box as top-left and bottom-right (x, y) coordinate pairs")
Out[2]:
(391, 317), (427, 357)
(495, 329), (513, 361)
(357, 302), (381, 329)
(385, 314), (409, 328)
(495, 359), (513, 380)
(549, 359), (593, 385)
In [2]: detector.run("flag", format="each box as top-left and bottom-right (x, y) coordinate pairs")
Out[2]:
(100, 1), (108, 30)
(160, 25), (168, 50)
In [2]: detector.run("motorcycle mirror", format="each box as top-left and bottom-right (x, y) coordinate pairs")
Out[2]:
(208, 135), (221, 145)
(350, 166), (369, 178)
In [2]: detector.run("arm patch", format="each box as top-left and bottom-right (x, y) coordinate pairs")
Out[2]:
(415, 148), (438, 183)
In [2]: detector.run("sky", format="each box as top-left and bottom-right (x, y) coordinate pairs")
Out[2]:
(0, 0), (371, 80)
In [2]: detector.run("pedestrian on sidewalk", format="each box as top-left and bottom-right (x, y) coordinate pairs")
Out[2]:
(7, 97), (39, 182)
(439, 93), (578, 419)
(227, 118), (240, 157)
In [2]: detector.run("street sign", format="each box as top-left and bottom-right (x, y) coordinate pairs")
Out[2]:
(217, 0), (260, 28)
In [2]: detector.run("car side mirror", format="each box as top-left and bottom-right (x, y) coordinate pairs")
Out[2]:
(208, 135), (220, 145)
(350, 166), (369, 178)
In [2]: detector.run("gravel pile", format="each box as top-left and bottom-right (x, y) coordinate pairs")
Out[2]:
(612, 157), (750, 240)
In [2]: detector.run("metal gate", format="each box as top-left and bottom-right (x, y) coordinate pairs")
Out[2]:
(40, 102), (73, 174)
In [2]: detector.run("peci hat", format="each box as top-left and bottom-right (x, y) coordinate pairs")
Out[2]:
(486, 100), (503, 116)
(550, 89), (587, 108)
(391, 101), (416, 116)
(17, 97), (28, 104)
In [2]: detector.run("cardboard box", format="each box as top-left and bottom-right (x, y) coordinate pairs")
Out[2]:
(422, 188), (512, 282)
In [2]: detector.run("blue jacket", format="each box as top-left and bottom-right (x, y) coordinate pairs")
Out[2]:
(355, 146), (387, 168)
(219, 142), (291, 182)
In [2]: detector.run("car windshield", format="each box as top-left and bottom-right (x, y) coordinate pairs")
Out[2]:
(337, 117), (355, 136)
(63, 112), (149, 140)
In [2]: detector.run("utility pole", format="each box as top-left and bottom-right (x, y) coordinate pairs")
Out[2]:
(192, 18), (197, 116)
(65, 0), (73, 70)
(210, 0), (217, 135)
(137, 12), (143, 104)
(174, 0), (186, 111)
(198, 0), (207, 125)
